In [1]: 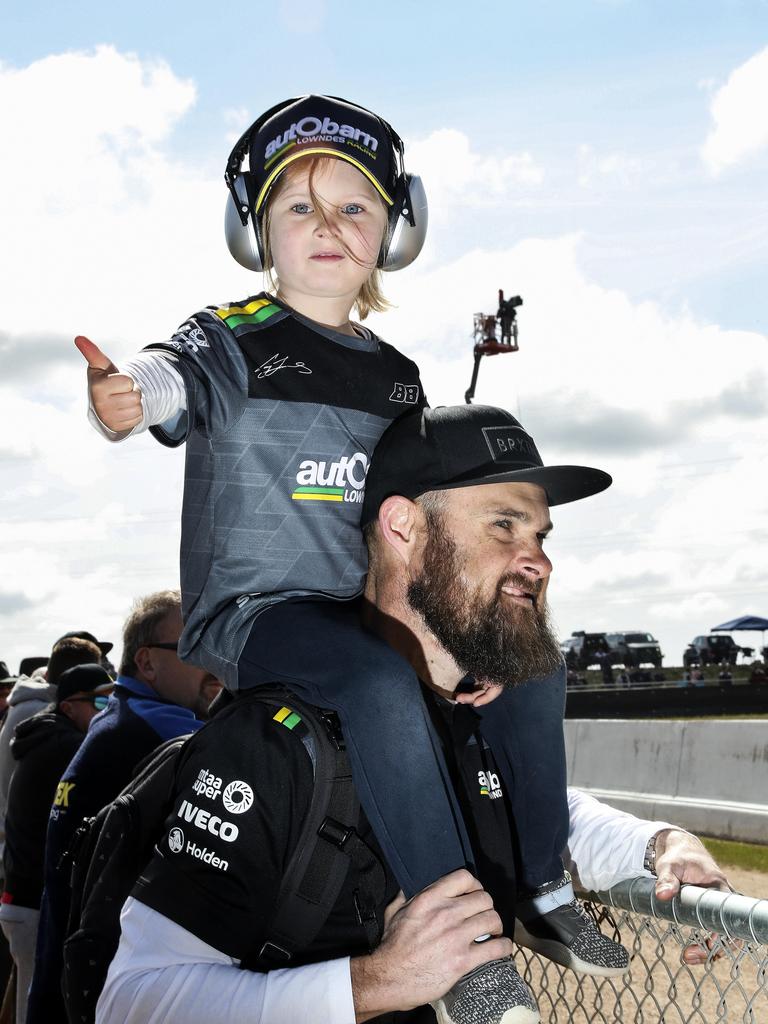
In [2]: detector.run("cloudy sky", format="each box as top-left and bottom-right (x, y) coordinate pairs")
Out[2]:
(1, 1), (766, 674)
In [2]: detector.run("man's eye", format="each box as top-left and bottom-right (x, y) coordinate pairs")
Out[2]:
(494, 520), (512, 531)
(341, 203), (364, 215)
(290, 203), (312, 214)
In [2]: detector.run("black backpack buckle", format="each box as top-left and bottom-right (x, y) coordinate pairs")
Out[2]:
(257, 941), (292, 965)
(319, 711), (345, 751)
(317, 817), (353, 849)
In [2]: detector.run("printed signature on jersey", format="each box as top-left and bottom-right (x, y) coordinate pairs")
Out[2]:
(254, 353), (313, 379)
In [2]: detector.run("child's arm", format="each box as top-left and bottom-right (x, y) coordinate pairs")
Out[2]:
(76, 336), (186, 442)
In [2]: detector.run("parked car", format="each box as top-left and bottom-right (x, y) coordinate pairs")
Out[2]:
(605, 631), (663, 669)
(560, 631), (613, 670)
(683, 634), (744, 667)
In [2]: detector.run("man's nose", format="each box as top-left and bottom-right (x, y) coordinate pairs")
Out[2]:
(515, 541), (552, 580)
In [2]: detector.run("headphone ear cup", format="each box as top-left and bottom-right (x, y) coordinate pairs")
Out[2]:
(224, 174), (265, 272)
(380, 174), (428, 272)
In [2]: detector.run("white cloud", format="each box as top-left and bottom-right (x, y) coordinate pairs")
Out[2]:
(0, 45), (248, 351)
(406, 129), (543, 215)
(577, 144), (645, 187)
(701, 46), (768, 174)
(649, 592), (727, 623)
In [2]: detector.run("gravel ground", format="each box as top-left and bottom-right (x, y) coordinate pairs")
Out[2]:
(518, 866), (768, 1023)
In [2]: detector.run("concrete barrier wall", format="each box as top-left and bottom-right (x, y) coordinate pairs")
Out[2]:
(565, 719), (768, 844)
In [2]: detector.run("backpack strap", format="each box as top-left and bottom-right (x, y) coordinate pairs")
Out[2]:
(236, 689), (385, 970)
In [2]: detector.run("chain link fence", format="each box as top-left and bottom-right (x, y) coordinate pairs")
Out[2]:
(515, 877), (768, 1023)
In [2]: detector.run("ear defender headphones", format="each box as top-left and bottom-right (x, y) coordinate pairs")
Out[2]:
(224, 95), (428, 273)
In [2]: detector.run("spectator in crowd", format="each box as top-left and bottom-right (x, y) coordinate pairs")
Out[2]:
(0, 638), (103, 1023)
(749, 663), (767, 685)
(0, 637), (105, 821)
(617, 670), (631, 687)
(26, 590), (219, 1024)
(56, 630), (116, 678)
(0, 680), (13, 726)
(718, 668), (733, 688)
(0, 664), (112, 1024)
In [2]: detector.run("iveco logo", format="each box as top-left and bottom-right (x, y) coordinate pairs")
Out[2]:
(177, 801), (240, 842)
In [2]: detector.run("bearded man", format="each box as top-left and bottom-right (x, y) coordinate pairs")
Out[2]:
(97, 406), (727, 1024)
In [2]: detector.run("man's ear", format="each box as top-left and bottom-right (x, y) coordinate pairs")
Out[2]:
(377, 495), (420, 564)
(133, 645), (157, 682)
(58, 700), (75, 722)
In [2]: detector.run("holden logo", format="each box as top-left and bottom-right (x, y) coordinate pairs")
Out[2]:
(222, 780), (254, 814)
(168, 827), (184, 853)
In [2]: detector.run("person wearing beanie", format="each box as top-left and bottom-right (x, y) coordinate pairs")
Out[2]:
(0, 664), (112, 1024)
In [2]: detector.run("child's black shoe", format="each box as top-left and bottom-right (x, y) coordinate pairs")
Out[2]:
(514, 872), (629, 977)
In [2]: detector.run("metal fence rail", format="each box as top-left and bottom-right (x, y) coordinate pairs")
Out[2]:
(515, 878), (768, 1023)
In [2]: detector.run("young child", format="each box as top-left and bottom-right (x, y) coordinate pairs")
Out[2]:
(80, 95), (627, 1022)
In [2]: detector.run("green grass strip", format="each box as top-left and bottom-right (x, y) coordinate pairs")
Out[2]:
(700, 835), (768, 874)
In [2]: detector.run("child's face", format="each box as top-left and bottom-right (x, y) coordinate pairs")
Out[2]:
(267, 158), (388, 309)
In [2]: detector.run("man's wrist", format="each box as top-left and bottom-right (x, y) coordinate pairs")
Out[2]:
(350, 952), (401, 1022)
(643, 832), (660, 875)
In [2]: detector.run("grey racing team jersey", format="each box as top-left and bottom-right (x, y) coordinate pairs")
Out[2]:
(146, 293), (425, 689)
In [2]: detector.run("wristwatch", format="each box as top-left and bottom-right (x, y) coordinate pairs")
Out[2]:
(643, 833), (658, 875)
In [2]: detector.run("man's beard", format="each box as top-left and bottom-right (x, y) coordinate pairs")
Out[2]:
(406, 509), (563, 689)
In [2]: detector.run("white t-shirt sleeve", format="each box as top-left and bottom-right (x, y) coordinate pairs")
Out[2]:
(88, 352), (187, 442)
(565, 787), (675, 893)
(95, 898), (356, 1024)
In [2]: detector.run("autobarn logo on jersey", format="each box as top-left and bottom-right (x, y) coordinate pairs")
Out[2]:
(478, 770), (503, 800)
(292, 451), (368, 505)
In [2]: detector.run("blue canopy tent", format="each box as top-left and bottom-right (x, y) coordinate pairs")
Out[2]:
(712, 616), (768, 632)
(711, 616), (768, 660)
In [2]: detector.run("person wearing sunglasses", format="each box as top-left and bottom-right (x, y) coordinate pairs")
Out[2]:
(1, 663), (113, 1024)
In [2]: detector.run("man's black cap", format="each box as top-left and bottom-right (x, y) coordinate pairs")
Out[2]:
(361, 405), (612, 526)
(56, 630), (113, 656)
(56, 663), (113, 703)
(250, 95), (396, 215)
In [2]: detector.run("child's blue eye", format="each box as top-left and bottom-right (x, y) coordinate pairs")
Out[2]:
(290, 203), (312, 214)
(341, 204), (364, 215)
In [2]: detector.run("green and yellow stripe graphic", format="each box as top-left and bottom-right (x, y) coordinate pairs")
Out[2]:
(273, 706), (303, 730)
(479, 786), (489, 797)
(291, 486), (345, 502)
(215, 297), (280, 330)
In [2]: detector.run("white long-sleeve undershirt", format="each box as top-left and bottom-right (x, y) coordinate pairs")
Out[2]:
(87, 352), (187, 442)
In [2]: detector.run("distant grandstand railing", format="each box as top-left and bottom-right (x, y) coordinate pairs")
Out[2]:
(564, 681), (768, 718)
(516, 878), (768, 1023)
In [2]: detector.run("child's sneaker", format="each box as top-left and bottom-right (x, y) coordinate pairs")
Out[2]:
(514, 872), (629, 977)
(431, 957), (540, 1024)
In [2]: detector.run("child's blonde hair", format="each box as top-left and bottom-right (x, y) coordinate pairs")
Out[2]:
(261, 156), (391, 321)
